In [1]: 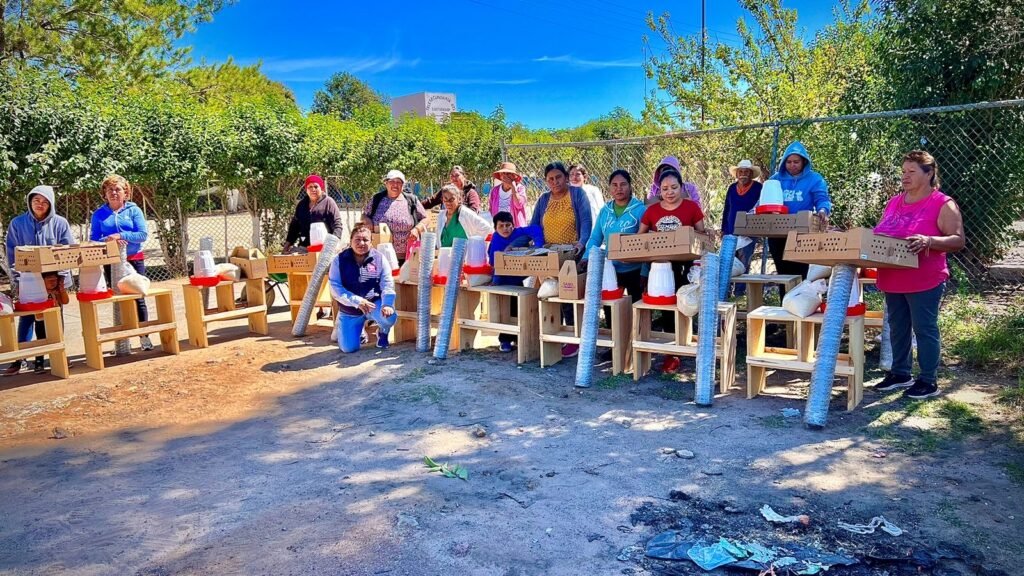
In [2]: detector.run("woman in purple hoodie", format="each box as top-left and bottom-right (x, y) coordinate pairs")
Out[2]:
(646, 156), (702, 209)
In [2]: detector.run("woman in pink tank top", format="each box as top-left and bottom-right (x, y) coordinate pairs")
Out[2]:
(872, 150), (964, 400)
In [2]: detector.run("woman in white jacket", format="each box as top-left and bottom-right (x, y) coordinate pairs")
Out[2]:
(436, 184), (494, 248)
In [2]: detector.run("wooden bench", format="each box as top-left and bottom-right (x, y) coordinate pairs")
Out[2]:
(746, 305), (865, 411)
(538, 295), (631, 375)
(392, 280), (459, 351)
(631, 301), (737, 391)
(287, 271), (333, 325)
(79, 288), (180, 370)
(182, 279), (269, 348)
(457, 284), (539, 364)
(729, 274), (802, 319)
(0, 307), (69, 378)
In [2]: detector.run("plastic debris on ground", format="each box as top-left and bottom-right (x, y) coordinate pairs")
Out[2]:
(837, 515), (904, 536)
(781, 408), (801, 418)
(760, 504), (809, 524)
(644, 530), (857, 573)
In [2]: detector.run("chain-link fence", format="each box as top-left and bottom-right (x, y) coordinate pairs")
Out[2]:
(504, 100), (1024, 292)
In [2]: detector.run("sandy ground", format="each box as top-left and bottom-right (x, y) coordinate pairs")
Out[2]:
(0, 295), (1021, 575)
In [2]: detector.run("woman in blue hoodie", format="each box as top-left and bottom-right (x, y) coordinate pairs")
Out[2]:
(90, 174), (153, 351)
(767, 141), (832, 278)
(583, 169), (646, 302)
(4, 185), (74, 376)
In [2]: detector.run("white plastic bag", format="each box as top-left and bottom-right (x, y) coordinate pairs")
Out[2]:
(807, 264), (832, 282)
(397, 259), (415, 284)
(677, 284), (701, 317)
(523, 276), (537, 289)
(214, 263), (240, 281)
(731, 257), (745, 278)
(782, 279), (828, 318)
(537, 278), (558, 299)
(118, 273), (151, 296)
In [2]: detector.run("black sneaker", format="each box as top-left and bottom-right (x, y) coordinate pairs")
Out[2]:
(904, 379), (940, 399)
(875, 373), (914, 391)
(33, 359), (46, 374)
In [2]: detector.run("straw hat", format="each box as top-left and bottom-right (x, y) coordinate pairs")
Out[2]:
(492, 161), (522, 183)
(729, 159), (762, 179)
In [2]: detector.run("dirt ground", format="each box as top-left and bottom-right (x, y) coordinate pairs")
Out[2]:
(0, 302), (1021, 576)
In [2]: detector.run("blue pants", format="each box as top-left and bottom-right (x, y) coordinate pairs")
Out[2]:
(885, 282), (944, 386)
(16, 315), (45, 364)
(338, 303), (397, 353)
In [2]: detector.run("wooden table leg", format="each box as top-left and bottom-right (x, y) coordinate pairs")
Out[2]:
(156, 293), (180, 354)
(518, 293), (540, 364)
(246, 279), (269, 335)
(183, 286), (209, 348)
(43, 308), (69, 378)
(747, 316), (767, 398)
(80, 301), (104, 370)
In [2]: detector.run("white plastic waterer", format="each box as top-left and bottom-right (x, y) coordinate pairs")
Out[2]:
(465, 236), (487, 267)
(309, 222), (328, 247)
(194, 250), (217, 278)
(79, 266), (108, 293)
(377, 243), (400, 276)
(758, 179), (786, 213)
(647, 262), (676, 298)
(601, 257), (623, 299)
(17, 272), (49, 304)
(437, 247), (452, 281)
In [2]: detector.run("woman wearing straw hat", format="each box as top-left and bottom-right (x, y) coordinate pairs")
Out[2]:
(490, 161), (529, 227)
(722, 159), (763, 295)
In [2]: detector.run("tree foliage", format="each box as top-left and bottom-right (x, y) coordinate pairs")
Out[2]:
(0, 0), (228, 79)
(310, 72), (386, 121)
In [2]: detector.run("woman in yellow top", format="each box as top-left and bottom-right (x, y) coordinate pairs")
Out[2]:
(528, 161), (594, 358)
(529, 161), (593, 252)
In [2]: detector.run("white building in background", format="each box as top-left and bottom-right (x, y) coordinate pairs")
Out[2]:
(391, 92), (457, 122)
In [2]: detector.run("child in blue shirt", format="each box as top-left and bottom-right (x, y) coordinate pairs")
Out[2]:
(487, 211), (544, 352)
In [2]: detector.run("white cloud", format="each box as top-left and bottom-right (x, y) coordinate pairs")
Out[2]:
(533, 54), (640, 69)
(260, 55), (419, 74)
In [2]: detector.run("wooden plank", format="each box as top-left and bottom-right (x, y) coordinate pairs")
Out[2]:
(0, 342), (65, 364)
(517, 291), (540, 364)
(458, 319), (521, 336)
(539, 299), (563, 368)
(96, 322), (178, 343)
(0, 315), (18, 353)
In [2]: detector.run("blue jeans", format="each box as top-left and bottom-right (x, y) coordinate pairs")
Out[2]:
(338, 302), (397, 353)
(732, 242), (757, 297)
(16, 315), (45, 365)
(885, 282), (944, 386)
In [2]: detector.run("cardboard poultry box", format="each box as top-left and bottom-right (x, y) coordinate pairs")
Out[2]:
(267, 252), (317, 274)
(229, 246), (269, 279)
(13, 245), (82, 273)
(557, 260), (587, 300)
(78, 240), (121, 267)
(608, 227), (709, 263)
(732, 210), (826, 238)
(783, 228), (919, 269)
(493, 247), (574, 279)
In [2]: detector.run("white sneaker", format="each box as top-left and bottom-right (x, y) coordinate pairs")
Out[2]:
(139, 335), (154, 351)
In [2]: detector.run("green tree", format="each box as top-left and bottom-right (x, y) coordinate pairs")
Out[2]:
(0, 0), (229, 79)
(311, 72), (386, 121)
(179, 59), (296, 107)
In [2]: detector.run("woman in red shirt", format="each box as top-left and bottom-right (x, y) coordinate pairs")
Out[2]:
(639, 168), (708, 373)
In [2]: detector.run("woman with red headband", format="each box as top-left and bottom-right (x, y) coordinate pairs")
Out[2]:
(283, 174), (344, 252)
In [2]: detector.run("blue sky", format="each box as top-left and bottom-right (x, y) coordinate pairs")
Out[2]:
(183, 0), (838, 128)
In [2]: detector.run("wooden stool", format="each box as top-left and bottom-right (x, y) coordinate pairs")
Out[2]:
(746, 305), (865, 411)
(79, 288), (180, 370)
(729, 274), (802, 318)
(182, 279), (269, 348)
(392, 280), (459, 351)
(457, 284), (539, 364)
(287, 271), (333, 324)
(538, 295), (631, 374)
(631, 301), (737, 391)
(0, 307), (69, 378)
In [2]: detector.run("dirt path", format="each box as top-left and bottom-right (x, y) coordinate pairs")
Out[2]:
(0, 322), (1021, 575)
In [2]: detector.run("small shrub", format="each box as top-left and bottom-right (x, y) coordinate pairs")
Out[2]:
(939, 295), (1024, 374)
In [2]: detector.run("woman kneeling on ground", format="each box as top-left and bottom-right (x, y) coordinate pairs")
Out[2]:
(873, 150), (964, 400)
(328, 224), (397, 353)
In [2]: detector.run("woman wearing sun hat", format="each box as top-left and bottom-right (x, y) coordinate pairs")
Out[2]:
(722, 159), (763, 293)
(489, 161), (529, 226)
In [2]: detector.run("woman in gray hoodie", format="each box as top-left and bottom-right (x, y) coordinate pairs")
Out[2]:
(4, 185), (74, 376)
